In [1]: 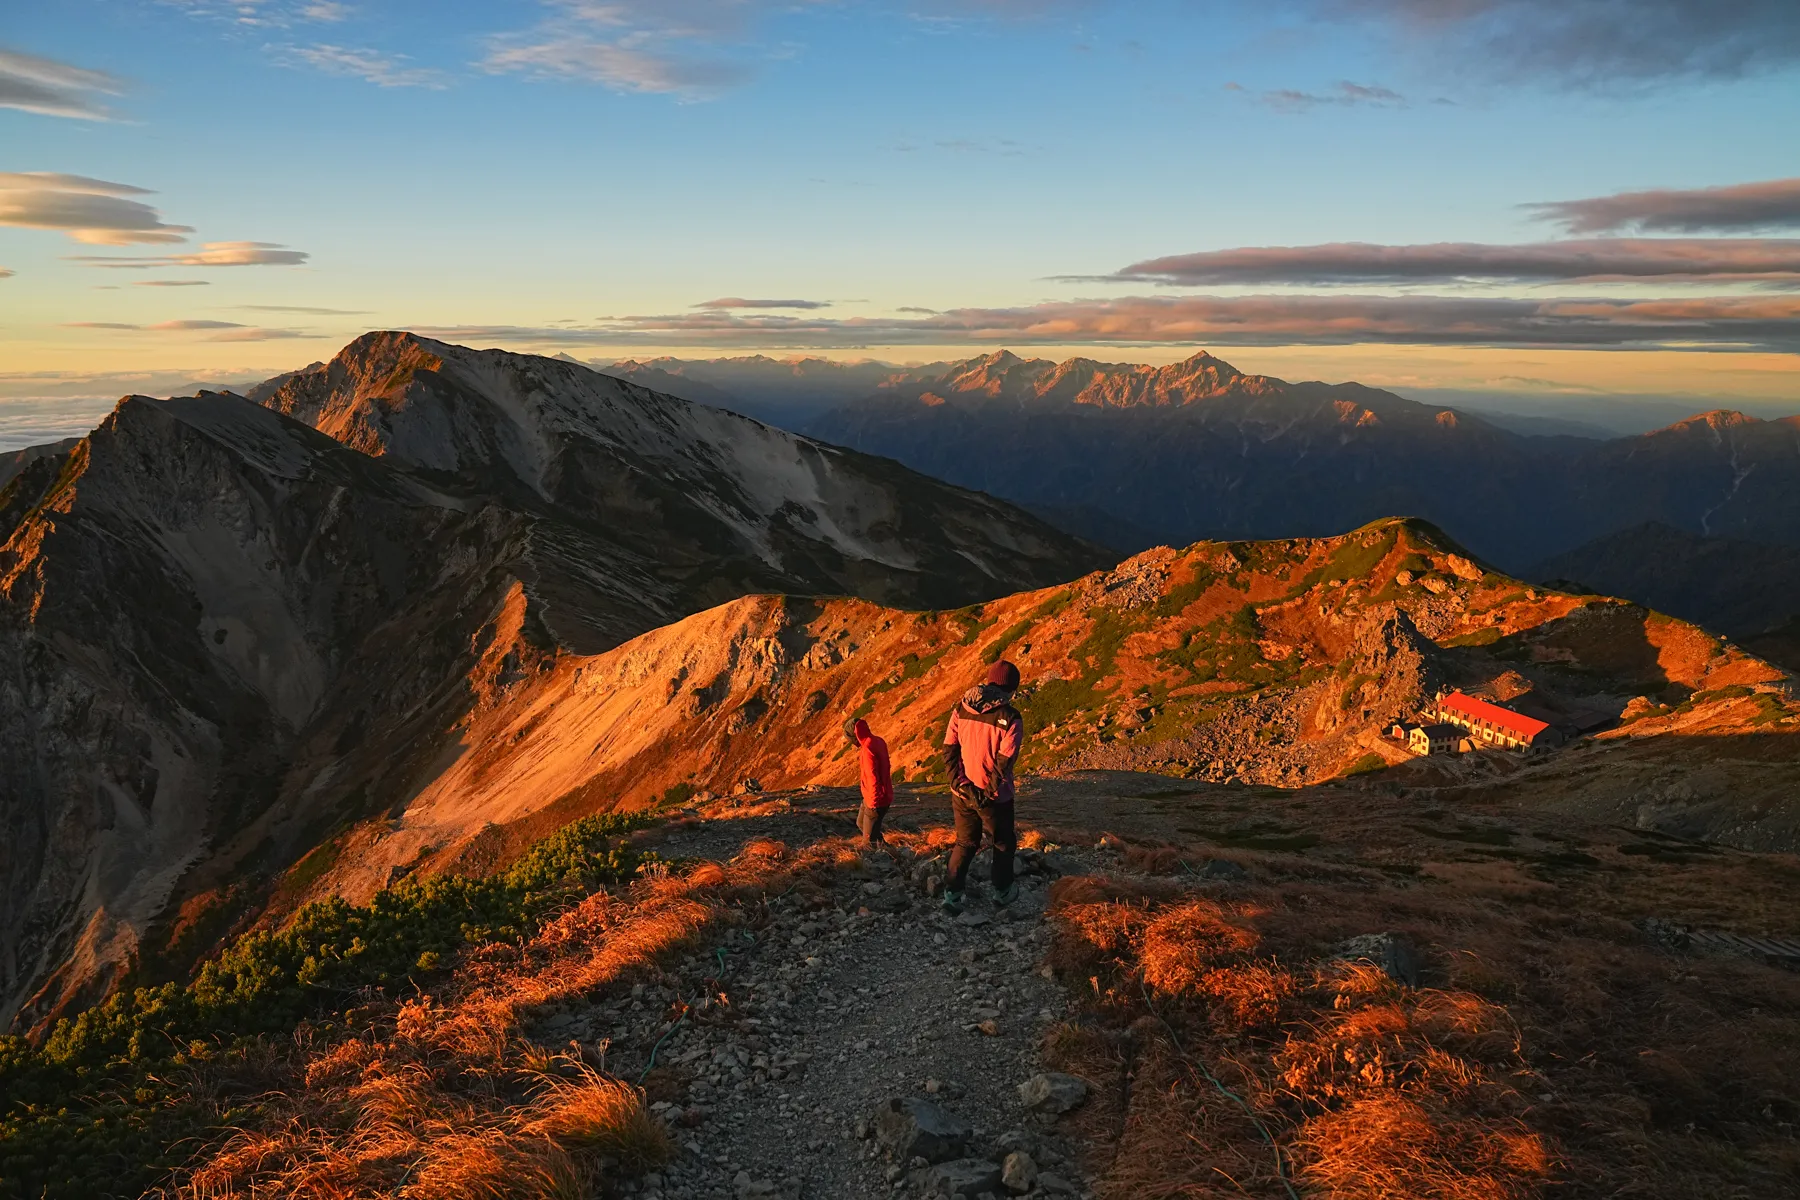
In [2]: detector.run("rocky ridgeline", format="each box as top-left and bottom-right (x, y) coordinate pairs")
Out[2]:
(525, 816), (1103, 1199)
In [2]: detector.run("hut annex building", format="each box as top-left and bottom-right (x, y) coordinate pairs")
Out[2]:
(1408, 723), (1464, 756)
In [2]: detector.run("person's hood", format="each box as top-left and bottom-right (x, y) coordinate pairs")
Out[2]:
(851, 717), (872, 743)
(960, 683), (1014, 714)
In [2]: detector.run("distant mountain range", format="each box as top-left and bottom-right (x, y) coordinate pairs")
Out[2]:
(0, 333), (1100, 1028)
(1534, 522), (1800, 661)
(609, 350), (1800, 570)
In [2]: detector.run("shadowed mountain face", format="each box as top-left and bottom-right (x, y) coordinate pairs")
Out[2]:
(0, 333), (1103, 1029)
(634, 349), (1800, 569)
(605, 356), (913, 431)
(1534, 523), (1800, 651)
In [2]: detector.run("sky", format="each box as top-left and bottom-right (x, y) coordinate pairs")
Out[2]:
(4, 0), (1799, 444)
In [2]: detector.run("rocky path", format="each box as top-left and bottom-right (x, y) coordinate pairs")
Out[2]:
(533, 807), (1098, 1200)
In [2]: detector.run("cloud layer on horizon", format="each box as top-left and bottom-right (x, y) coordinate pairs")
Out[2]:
(694, 297), (832, 310)
(61, 318), (313, 341)
(1527, 178), (1800, 235)
(415, 292), (1800, 353)
(1110, 239), (1800, 287)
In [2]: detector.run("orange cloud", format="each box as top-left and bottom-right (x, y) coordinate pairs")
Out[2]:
(1108, 239), (1800, 287)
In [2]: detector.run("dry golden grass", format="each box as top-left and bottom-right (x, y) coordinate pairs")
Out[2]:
(1045, 880), (1555, 1200)
(518, 1069), (673, 1169)
(1196, 963), (1295, 1029)
(169, 833), (914, 1199)
(1122, 842), (1185, 874)
(1022, 790), (1800, 1200)
(167, 847), (865, 1200)
(1299, 1094), (1548, 1200)
(406, 1131), (584, 1200)
(1139, 900), (1263, 996)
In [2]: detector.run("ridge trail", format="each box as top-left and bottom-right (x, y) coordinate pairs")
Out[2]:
(540, 802), (1099, 1200)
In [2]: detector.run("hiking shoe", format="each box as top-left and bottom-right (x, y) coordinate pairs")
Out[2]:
(993, 883), (1019, 907)
(940, 889), (964, 913)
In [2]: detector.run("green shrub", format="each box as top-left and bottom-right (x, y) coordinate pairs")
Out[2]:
(0, 812), (656, 1200)
(1228, 604), (1260, 642)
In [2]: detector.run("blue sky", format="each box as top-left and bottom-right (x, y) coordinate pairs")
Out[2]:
(4, 0), (1799, 426)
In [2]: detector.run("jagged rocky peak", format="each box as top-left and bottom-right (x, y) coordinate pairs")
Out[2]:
(1651, 409), (1763, 436)
(254, 330), (647, 486)
(247, 333), (1106, 598)
(251, 330), (449, 457)
(890, 346), (1304, 414)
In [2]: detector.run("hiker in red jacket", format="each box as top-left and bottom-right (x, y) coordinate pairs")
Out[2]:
(940, 660), (1025, 910)
(847, 717), (893, 847)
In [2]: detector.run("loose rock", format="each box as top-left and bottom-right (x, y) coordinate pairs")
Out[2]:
(1194, 858), (1249, 882)
(927, 1157), (1004, 1197)
(1333, 932), (1421, 987)
(1018, 1072), (1088, 1114)
(1001, 1150), (1038, 1193)
(874, 1096), (972, 1164)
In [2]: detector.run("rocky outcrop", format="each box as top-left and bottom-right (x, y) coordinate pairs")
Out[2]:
(1314, 607), (1445, 733)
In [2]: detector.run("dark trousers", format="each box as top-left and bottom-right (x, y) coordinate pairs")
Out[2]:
(947, 795), (1015, 893)
(858, 804), (888, 844)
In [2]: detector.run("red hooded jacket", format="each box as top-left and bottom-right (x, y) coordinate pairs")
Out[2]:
(852, 719), (893, 809)
(943, 684), (1024, 804)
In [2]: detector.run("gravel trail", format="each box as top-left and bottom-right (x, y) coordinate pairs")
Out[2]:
(532, 804), (1097, 1200)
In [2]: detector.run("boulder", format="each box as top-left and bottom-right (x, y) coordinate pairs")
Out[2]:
(1001, 1151), (1039, 1193)
(1332, 932), (1421, 987)
(1018, 1072), (1088, 1114)
(927, 1158), (1003, 1197)
(993, 1129), (1037, 1157)
(1194, 858), (1249, 882)
(732, 1171), (780, 1199)
(874, 1096), (972, 1164)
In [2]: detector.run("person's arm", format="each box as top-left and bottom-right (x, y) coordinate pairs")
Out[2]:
(874, 740), (894, 803)
(942, 712), (965, 781)
(857, 741), (876, 804)
(997, 714), (1024, 781)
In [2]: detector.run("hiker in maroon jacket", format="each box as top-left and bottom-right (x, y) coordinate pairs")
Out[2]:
(847, 717), (894, 847)
(940, 660), (1025, 910)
